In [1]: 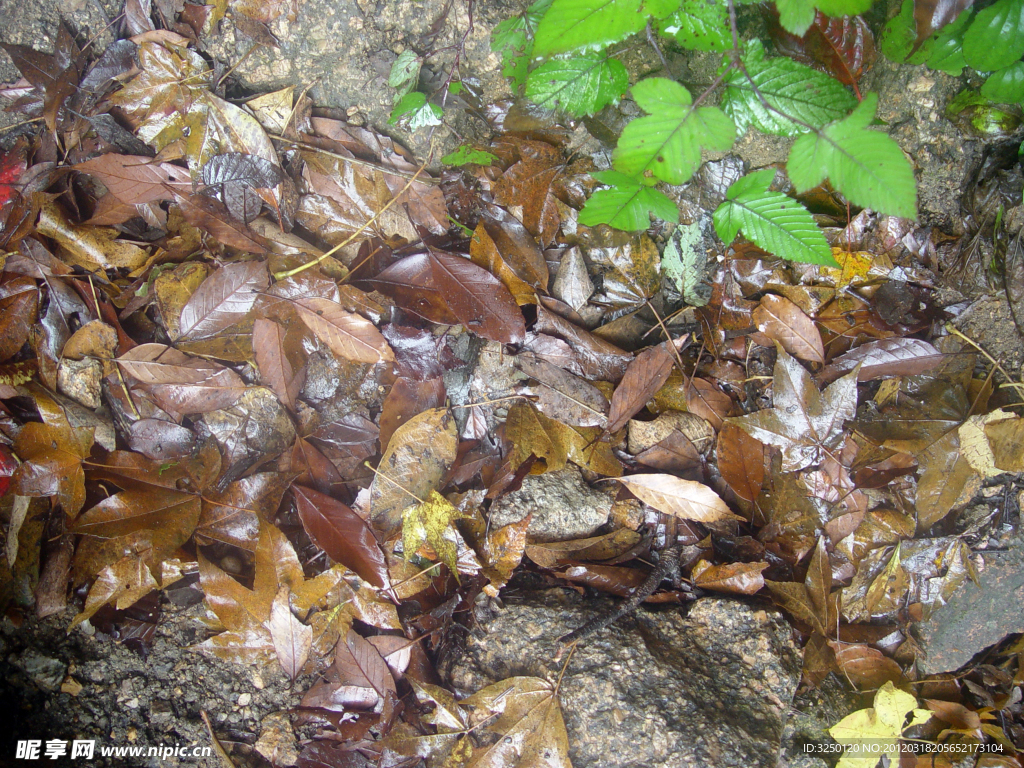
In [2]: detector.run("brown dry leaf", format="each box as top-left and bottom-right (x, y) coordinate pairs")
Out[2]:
(266, 586), (312, 682)
(36, 197), (149, 271)
(461, 676), (572, 768)
(176, 260), (269, 341)
(470, 214), (548, 306)
(292, 296), (394, 364)
(605, 341), (676, 435)
(12, 419), (95, 518)
(525, 529), (643, 568)
(691, 560), (768, 595)
(614, 474), (742, 522)
(252, 317), (306, 411)
(74, 154), (192, 205)
(492, 138), (569, 247)
(368, 407), (458, 536)
(727, 347), (858, 472)
(334, 628), (398, 710)
(717, 424), (766, 506)
(505, 400), (622, 477)
(370, 250), (526, 345)
(551, 246), (593, 312)
(753, 294), (824, 363)
(70, 554), (160, 629)
(197, 472), (290, 552)
(765, 538), (841, 636)
(827, 641), (905, 690)
(0, 275), (39, 362)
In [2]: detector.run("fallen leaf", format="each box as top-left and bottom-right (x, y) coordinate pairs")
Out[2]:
(292, 296), (395, 364)
(605, 341), (677, 435)
(691, 560), (768, 595)
(176, 260), (269, 341)
(717, 423), (766, 505)
(266, 586), (312, 681)
(516, 351), (609, 428)
(765, 538), (840, 636)
(403, 490), (466, 577)
(753, 294), (825, 363)
(767, 10), (876, 87)
(727, 347), (858, 472)
(829, 681), (931, 768)
(614, 474), (742, 522)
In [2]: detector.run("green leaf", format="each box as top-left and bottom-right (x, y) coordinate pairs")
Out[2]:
(925, 13), (970, 75)
(526, 53), (628, 116)
(579, 170), (679, 230)
(491, 0), (553, 89)
(787, 93), (917, 218)
(657, 0), (730, 51)
(713, 169), (837, 266)
(722, 41), (858, 137)
(774, 0), (874, 35)
(533, 0), (647, 57)
(643, 0), (683, 18)
(388, 92), (443, 131)
(879, 0), (917, 62)
(613, 77), (736, 185)
(982, 62), (1024, 104)
(963, 0), (1024, 72)
(388, 50), (421, 97)
(441, 146), (499, 166)
(661, 222), (711, 305)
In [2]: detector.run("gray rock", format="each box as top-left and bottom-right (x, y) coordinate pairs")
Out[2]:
(488, 466), (612, 542)
(12, 648), (66, 692)
(449, 590), (801, 768)
(916, 529), (1024, 675)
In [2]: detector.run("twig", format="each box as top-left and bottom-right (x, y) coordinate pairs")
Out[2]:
(944, 322), (1024, 394)
(557, 543), (682, 645)
(267, 134), (439, 183)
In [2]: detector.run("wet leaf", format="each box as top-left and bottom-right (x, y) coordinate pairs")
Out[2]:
(765, 538), (840, 636)
(176, 260), (269, 341)
(818, 338), (944, 384)
(292, 296), (395, 364)
(506, 400), (623, 476)
(516, 351), (609, 428)
(12, 419), (93, 518)
(403, 490), (466, 576)
(469, 213), (549, 306)
(292, 485), (390, 589)
(117, 344), (246, 417)
(829, 681), (931, 766)
(266, 586), (312, 681)
(753, 294), (825, 363)
(369, 408), (458, 536)
(551, 246), (594, 311)
(717, 423), (766, 505)
(198, 472), (289, 552)
(691, 560), (768, 595)
(767, 10), (876, 87)
(727, 347), (858, 472)
(252, 318), (305, 411)
(614, 474), (742, 522)
(605, 341), (676, 434)
(370, 250), (526, 344)
(379, 377), (447, 451)
(492, 138), (569, 246)
(334, 628), (397, 709)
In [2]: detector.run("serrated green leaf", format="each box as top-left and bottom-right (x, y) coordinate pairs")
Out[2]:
(662, 222), (710, 305)
(657, 0), (730, 51)
(722, 41), (858, 137)
(963, 0), (1024, 72)
(982, 62), (1024, 104)
(713, 169), (836, 266)
(533, 0), (647, 57)
(491, 0), (553, 89)
(643, 0), (683, 18)
(879, 0), (917, 62)
(441, 146), (499, 166)
(787, 93), (917, 219)
(388, 50), (421, 97)
(580, 170), (679, 230)
(613, 77), (735, 185)
(526, 53), (628, 116)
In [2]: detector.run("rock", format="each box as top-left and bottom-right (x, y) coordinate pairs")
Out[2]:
(11, 649), (66, 692)
(915, 527), (1024, 675)
(487, 466), (612, 542)
(448, 590), (801, 768)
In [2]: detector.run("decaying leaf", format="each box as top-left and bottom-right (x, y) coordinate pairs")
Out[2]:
(614, 475), (742, 523)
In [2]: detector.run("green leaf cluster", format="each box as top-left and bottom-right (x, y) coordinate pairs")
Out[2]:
(387, 51), (443, 131)
(486, 0), (921, 267)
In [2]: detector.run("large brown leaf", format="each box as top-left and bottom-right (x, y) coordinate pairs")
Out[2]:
(469, 213), (549, 306)
(717, 424), (766, 506)
(727, 348), (858, 472)
(176, 260), (269, 341)
(291, 295), (394, 364)
(767, 9), (876, 87)
(252, 317), (306, 411)
(74, 154), (192, 205)
(370, 251), (525, 344)
(117, 343), (247, 417)
(292, 484), (390, 589)
(492, 138), (568, 247)
(605, 341), (676, 435)
(753, 294), (824, 363)
(516, 352), (608, 429)
(765, 537), (840, 636)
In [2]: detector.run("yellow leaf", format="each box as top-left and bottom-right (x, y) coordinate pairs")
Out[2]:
(403, 491), (466, 577)
(829, 681), (931, 768)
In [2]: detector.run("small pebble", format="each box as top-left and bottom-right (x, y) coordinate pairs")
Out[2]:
(238, 693), (252, 707)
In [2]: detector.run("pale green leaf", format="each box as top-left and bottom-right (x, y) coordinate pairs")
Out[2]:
(388, 50), (421, 96)
(579, 170), (679, 230)
(713, 169), (836, 266)
(722, 41), (857, 137)
(613, 77), (735, 185)
(533, 0), (647, 57)
(526, 53), (628, 116)
(963, 0), (1024, 72)
(657, 0), (730, 51)
(662, 222), (710, 305)
(786, 93), (917, 218)
(982, 62), (1024, 104)
(388, 92), (443, 131)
